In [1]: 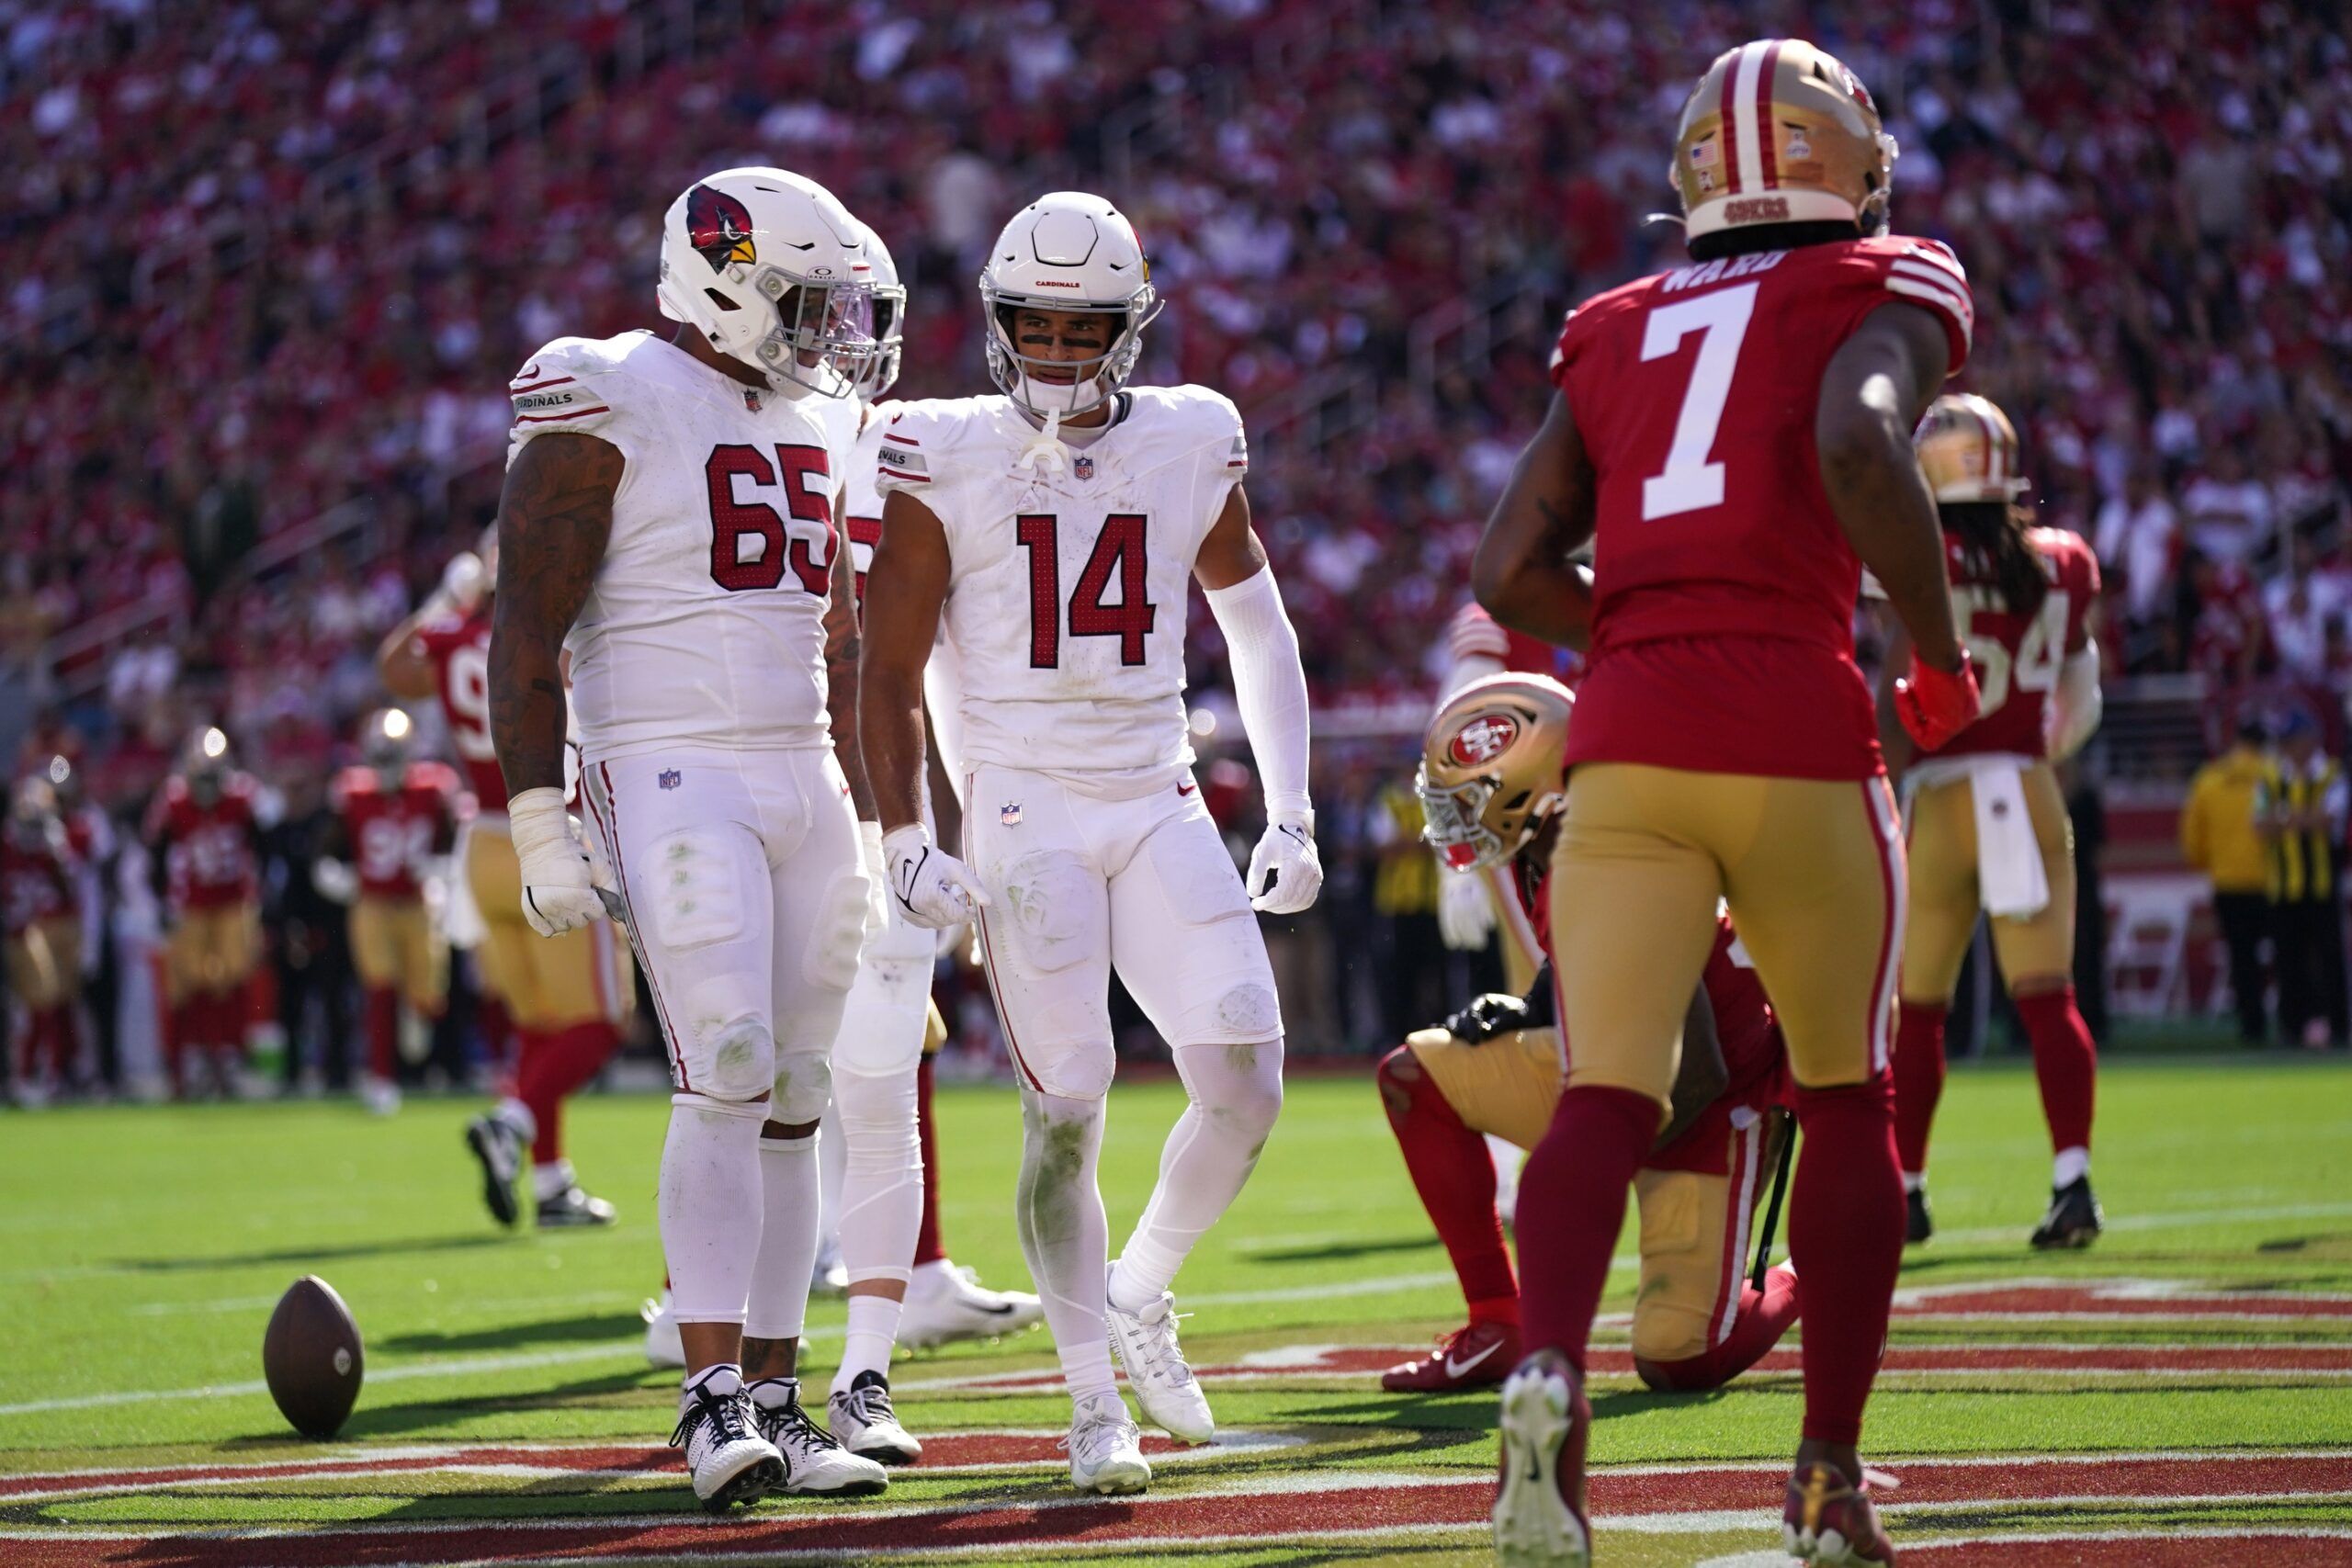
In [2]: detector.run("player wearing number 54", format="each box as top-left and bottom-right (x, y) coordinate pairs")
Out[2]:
(1470, 37), (1979, 1566)
(857, 190), (1317, 1498)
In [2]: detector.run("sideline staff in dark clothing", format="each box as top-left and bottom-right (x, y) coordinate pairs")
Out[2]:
(2258, 714), (2346, 1049)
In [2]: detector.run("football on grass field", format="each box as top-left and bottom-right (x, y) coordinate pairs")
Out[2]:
(262, 1274), (365, 1438)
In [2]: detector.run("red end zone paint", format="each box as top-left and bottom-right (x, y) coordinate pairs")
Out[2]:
(1894, 1281), (2352, 1320)
(8, 1453), (2352, 1566)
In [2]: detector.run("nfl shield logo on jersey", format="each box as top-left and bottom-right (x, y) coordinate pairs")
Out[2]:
(1000, 802), (1023, 827)
(1074, 455), (1094, 479)
(659, 769), (682, 791)
(742, 388), (762, 412)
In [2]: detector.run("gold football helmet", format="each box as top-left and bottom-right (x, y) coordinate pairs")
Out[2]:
(1916, 391), (2030, 503)
(1417, 673), (1574, 873)
(1671, 39), (1898, 241)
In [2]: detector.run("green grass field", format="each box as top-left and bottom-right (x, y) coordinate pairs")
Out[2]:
(4, 1055), (2350, 1565)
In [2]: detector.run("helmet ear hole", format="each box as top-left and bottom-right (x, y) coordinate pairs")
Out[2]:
(705, 288), (742, 312)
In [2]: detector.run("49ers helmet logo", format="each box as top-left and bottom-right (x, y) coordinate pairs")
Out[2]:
(1448, 713), (1520, 767)
(686, 186), (756, 272)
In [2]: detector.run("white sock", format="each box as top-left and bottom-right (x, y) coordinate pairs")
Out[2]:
(817, 1100), (846, 1261)
(658, 1095), (767, 1325)
(494, 1096), (537, 1144)
(835, 1065), (923, 1293)
(1016, 1088), (1116, 1404)
(532, 1159), (573, 1201)
(682, 1361), (742, 1409)
(2052, 1146), (2091, 1189)
(1903, 1171), (1927, 1194)
(832, 1294), (905, 1393)
(746, 1374), (799, 1410)
(744, 1129), (821, 1340)
(1111, 1037), (1283, 1310)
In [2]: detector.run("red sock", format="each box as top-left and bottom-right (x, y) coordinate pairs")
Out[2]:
(164, 1003), (190, 1094)
(1516, 1083), (1657, 1372)
(365, 987), (400, 1080)
(912, 1053), (945, 1268)
(17, 1009), (49, 1081)
(50, 1005), (80, 1084)
(2015, 985), (2096, 1156)
(1891, 998), (1948, 1178)
(214, 989), (247, 1059)
(516, 1020), (622, 1166)
(1790, 1075), (1905, 1446)
(478, 996), (514, 1072)
(1640, 1263), (1804, 1392)
(1377, 1045), (1518, 1323)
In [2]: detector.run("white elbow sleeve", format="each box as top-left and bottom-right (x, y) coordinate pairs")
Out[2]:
(1205, 565), (1312, 821)
(2048, 640), (2103, 760)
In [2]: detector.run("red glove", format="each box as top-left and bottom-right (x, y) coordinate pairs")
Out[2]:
(1894, 648), (1982, 751)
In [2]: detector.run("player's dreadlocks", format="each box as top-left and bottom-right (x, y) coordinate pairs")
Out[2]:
(1942, 499), (2048, 620)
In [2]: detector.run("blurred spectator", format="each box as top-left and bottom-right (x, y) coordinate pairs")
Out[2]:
(2256, 713), (2346, 1049)
(260, 772), (355, 1094)
(2094, 467), (2177, 630)
(2182, 717), (2275, 1045)
(2181, 449), (2276, 568)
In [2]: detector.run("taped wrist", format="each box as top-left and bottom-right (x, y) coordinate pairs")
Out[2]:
(507, 787), (574, 866)
(1205, 564), (1312, 821)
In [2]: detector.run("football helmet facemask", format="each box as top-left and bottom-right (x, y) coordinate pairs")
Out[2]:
(1417, 673), (1575, 874)
(656, 167), (878, 397)
(978, 191), (1160, 420)
(1671, 39), (1898, 242)
(853, 229), (907, 400)
(1916, 391), (2031, 504)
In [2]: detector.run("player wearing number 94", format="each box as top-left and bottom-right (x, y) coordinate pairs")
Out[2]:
(859, 191), (1318, 1497)
(1473, 39), (1982, 1568)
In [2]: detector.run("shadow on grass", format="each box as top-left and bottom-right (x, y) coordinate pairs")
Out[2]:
(377, 1313), (646, 1356)
(1240, 1235), (1443, 1264)
(115, 1234), (514, 1274)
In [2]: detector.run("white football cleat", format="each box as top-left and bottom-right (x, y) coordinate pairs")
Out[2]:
(641, 1292), (685, 1369)
(810, 1236), (848, 1296)
(899, 1259), (1044, 1348)
(670, 1370), (782, 1514)
(1063, 1390), (1150, 1495)
(827, 1370), (922, 1464)
(750, 1378), (888, 1496)
(1105, 1285), (1215, 1444)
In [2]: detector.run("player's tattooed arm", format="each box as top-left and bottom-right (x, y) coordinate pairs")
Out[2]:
(1819, 304), (1962, 672)
(859, 490), (954, 833)
(1474, 390), (1597, 649)
(1655, 979), (1730, 1153)
(822, 552), (877, 818)
(488, 433), (621, 795)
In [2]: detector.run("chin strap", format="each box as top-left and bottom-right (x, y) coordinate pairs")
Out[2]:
(1013, 406), (1068, 477)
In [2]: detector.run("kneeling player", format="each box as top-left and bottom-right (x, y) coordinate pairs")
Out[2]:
(1379, 674), (1800, 1394)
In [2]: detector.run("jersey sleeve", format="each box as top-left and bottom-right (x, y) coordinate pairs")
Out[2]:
(2054, 530), (2101, 653)
(1190, 388), (1249, 532)
(870, 404), (940, 500)
(1864, 238), (1973, 376)
(506, 338), (621, 456)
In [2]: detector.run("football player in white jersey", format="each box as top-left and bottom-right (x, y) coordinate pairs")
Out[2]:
(487, 166), (889, 1512)
(859, 191), (1322, 1495)
(810, 232), (1046, 1467)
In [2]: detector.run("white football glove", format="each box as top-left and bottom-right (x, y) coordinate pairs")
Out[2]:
(1437, 866), (1498, 951)
(1247, 814), (1323, 915)
(424, 550), (486, 618)
(884, 823), (991, 930)
(857, 819), (891, 941)
(509, 786), (616, 937)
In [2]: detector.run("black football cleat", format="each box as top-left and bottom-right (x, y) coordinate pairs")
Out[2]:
(2030, 1176), (2103, 1250)
(1905, 1187), (1934, 1246)
(464, 1116), (522, 1228)
(537, 1185), (617, 1228)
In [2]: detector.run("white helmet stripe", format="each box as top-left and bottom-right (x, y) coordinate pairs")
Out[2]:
(1729, 41), (1770, 196)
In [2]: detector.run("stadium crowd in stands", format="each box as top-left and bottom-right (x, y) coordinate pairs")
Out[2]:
(2, 0), (2347, 1093)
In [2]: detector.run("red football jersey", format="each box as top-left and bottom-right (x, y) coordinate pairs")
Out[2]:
(144, 775), (259, 909)
(0, 839), (73, 936)
(334, 763), (456, 898)
(1550, 235), (1973, 780)
(1923, 526), (2098, 761)
(413, 610), (506, 808)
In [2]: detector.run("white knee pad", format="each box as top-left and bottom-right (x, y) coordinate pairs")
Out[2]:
(1003, 852), (1101, 975)
(681, 989), (775, 1104)
(644, 829), (750, 951)
(771, 1043), (833, 1126)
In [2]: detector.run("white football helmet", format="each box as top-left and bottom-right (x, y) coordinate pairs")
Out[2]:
(854, 229), (907, 400)
(978, 191), (1160, 419)
(656, 167), (877, 396)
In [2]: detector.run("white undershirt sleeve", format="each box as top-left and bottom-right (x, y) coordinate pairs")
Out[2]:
(1204, 564), (1312, 822)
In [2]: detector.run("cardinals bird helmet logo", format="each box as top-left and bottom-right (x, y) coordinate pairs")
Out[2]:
(686, 186), (757, 272)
